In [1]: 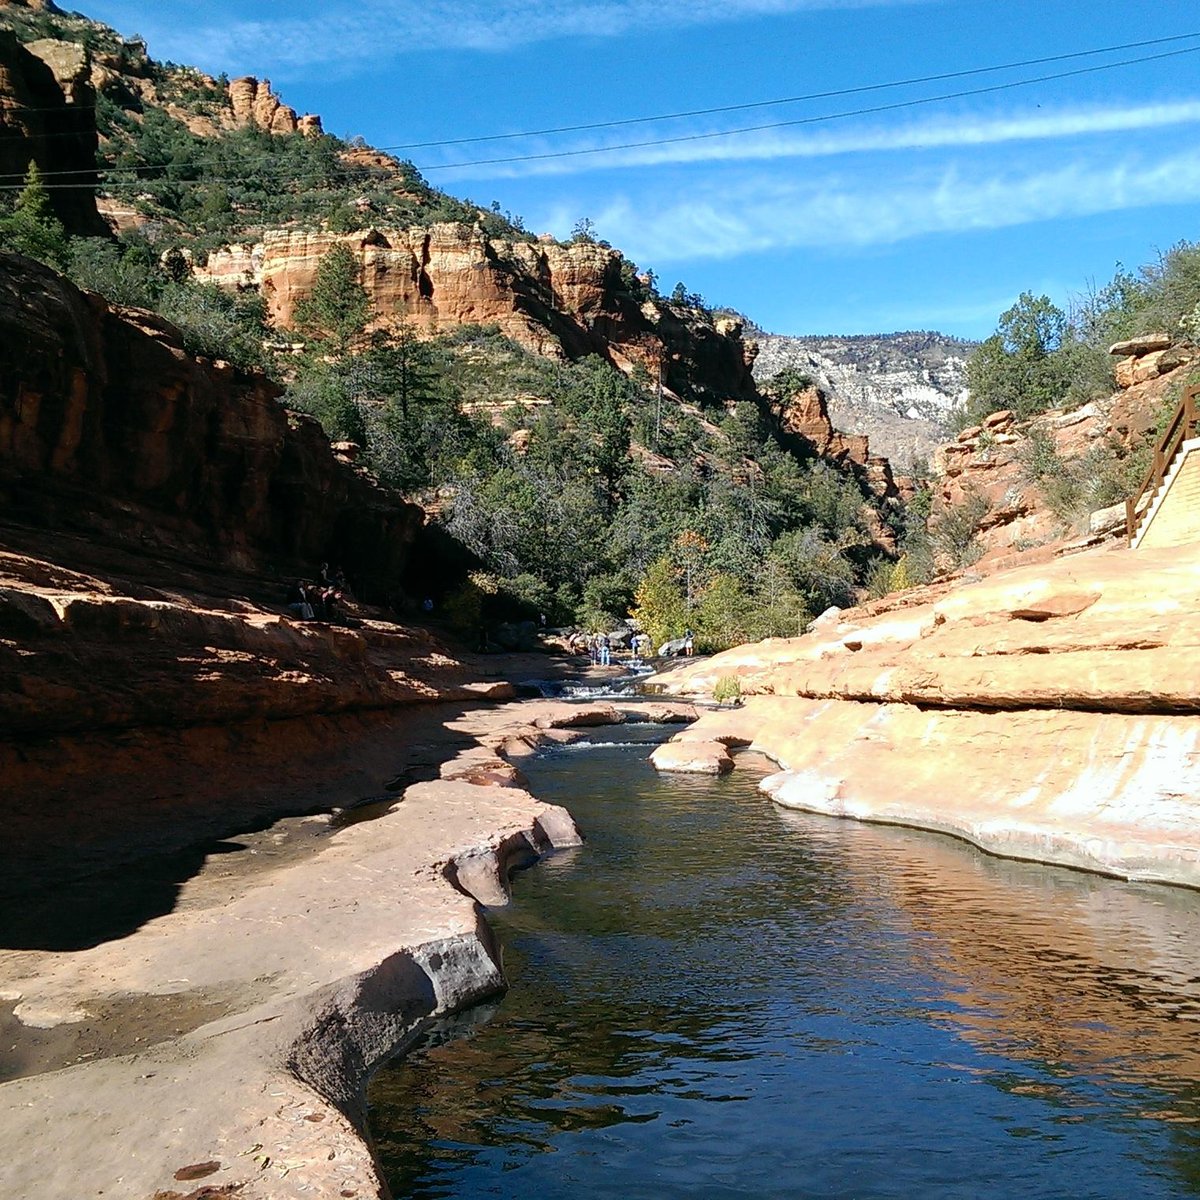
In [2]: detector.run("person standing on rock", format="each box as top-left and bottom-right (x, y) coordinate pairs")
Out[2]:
(684, 628), (694, 657)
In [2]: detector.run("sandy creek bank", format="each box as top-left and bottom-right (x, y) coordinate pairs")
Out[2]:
(0, 681), (696, 1200)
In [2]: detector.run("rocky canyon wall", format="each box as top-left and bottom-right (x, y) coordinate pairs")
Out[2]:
(753, 330), (972, 468)
(0, 29), (107, 238)
(0, 252), (426, 586)
(928, 341), (1200, 570)
(196, 227), (760, 406)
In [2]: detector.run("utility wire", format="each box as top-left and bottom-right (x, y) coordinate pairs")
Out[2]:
(2, 27), (1197, 144)
(3, 40), (1200, 189)
(381, 30), (1200, 150)
(418, 44), (1200, 171)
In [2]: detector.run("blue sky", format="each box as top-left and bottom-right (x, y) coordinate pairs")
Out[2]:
(82, 0), (1200, 340)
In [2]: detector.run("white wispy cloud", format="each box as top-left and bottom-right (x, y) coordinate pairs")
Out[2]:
(568, 147), (1200, 264)
(115, 0), (938, 74)
(426, 99), (1200, 180)
(424, 98), (1200, 178)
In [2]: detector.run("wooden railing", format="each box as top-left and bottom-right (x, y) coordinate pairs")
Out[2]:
(1126, 381), (1200, 542)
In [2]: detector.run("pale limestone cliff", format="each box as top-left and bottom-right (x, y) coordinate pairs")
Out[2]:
(753, 329), (973, 468)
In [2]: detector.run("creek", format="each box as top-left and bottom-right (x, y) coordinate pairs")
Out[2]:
(368, 724), (1200, 1199)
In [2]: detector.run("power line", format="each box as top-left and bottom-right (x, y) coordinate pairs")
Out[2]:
(418, 44), (1200, 172)
(2, 28), (1197, 149)
(378, 30), (1200, 150)
(3, 40), (1200, 189)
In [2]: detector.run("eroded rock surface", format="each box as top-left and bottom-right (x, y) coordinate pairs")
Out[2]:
(927, 343), (1200, 570)
(195, 228), (759, 406)
(0, 688), (699, 1199)
(0, 764), (581, 1200)
(0, 253), (429, 588)
(0, 29), (108, 237)
(650, 540), (1200, 887)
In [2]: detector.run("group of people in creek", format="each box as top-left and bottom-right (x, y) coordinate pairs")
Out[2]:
(285, 562), (349, 623)
(569, 627), (694, 665)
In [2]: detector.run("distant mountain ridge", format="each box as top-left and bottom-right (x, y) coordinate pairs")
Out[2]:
(750, 329), (976, 468)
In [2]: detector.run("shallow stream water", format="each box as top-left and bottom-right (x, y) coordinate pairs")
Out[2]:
(368, 726), (1200, 1199)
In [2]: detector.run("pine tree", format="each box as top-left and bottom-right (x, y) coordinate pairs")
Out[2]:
(0, 162), (69, 270)
(363, 322), (442, 420)
(293, 244), (370, 358)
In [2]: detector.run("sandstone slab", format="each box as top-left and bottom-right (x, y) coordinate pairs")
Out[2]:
(648, 540), (1200, 888)
(0, 718), (582, 1200)
(650, 739), (734, 774)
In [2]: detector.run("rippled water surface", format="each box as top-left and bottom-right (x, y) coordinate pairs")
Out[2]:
(369, 728), (1200, 1199)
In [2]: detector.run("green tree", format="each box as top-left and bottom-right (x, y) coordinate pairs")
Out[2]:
(293, 244), (370, 358)
(696, 573), (754, 652)
(0, 162), (69, 269)
(769, 526), (857, 614)
(631, 557), (688, 650)
(359, 323), (443, 420)
(570, 217), (597, 244)
(759, 367), (815, 413)
(284, 360), (366, 444)
(578, 573), (631, 632)
(156, 281), (268, 370)
(964, 292), (1071, 422)
(66, 236), (161, 307)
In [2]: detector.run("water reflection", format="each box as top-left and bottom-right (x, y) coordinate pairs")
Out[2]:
(792, 811), (1200, 1118)
(369, 738), (1200, 1199)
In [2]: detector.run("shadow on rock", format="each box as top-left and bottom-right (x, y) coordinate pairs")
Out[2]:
(0, 840), (246, 951)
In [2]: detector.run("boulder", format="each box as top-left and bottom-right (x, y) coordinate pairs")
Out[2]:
(650, 739), (734, 774)
(1109, 333), (1172, 357)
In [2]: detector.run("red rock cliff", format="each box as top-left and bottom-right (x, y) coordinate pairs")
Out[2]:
(0, 28), (108, 238)
(0, 251), (426, 588)
(197, 227), (760, 406)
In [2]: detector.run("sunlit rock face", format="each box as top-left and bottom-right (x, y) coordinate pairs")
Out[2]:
(651, 539), (1200, 887)
(193, 228), (760, 408)
(753, 330), (973, 469)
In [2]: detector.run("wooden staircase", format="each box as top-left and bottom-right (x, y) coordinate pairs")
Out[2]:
(1126, 381), (1200, 547)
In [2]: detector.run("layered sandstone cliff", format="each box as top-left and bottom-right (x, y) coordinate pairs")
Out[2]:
(195, 227), (760, 405)
(773, 381), (901, 550)
(651, 537), (1200, 888)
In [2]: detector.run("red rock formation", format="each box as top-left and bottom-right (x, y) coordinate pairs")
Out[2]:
(226, 74), (320, 136)
(194, 227), (759, 406)
(775, 383), (870, 468)
(926, 345), (1200, 570)
(0, 30), (108, 238)
(0, 252), (425, 588)
(769, 380), (900, 550)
